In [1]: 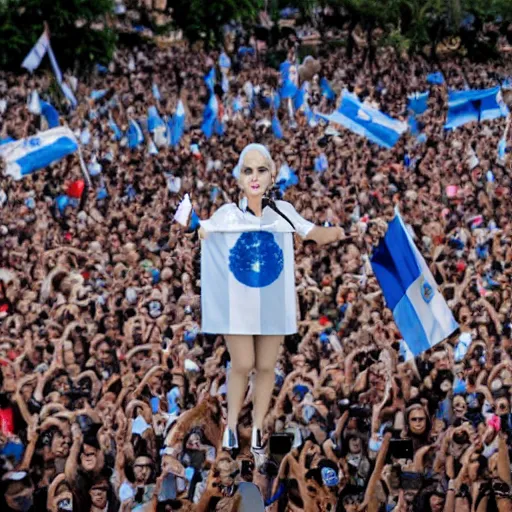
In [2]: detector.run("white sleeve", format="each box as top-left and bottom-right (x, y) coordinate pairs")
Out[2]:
(275, 200), (315, 239)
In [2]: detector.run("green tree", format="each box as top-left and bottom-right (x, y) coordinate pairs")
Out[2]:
(171, 0), (264, 48)
(0, 0), (116, 71)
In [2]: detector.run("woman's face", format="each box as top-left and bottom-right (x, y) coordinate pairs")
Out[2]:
(453, 395), (467, 418)
(429, 494), (444, 512)
(133, 459), (152, 484)
(89, 488), (108, 509)
(51, 430), (71, 458)
(81, 444), (99, 472)
(97, 342), (113, 365)
(238, 149), (273, 199)
(408, 408), (427, 435)
(348, 436), (361, 454)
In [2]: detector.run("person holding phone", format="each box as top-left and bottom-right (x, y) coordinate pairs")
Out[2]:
(197, 143), (346, 467)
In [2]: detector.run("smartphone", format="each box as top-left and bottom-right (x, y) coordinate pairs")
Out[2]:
(151, 397), (160, 414)
(241, 459), (254, 477)
(269, 433), (294, 455)
(387, 439), (414, 461)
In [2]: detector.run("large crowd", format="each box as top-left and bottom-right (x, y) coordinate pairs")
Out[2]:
(1, 21), (512, 512)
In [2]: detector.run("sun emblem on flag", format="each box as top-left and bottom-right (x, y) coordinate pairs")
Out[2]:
(420, 276), (434, 304)
(229, 231), (284, 288)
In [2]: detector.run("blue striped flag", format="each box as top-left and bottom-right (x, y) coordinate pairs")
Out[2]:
(407, 91), (429, 115)
(319, 90), (407, 148)
(201, 95), (218, 139)
(0, 127), (78, 181)
(169, 100), (186, 147)
(127, 119), (144, 149)
(272, 115), (283, 139)
(40, 100), (60, 128)
(371, 209), (458, 358)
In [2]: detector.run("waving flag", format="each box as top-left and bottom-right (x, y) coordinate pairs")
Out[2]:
(427, 72), (444, 85)
(445, 86), (508, 130)
(152, 83), (161, 102)
(169, 100), (186, 147)
(371, 209), (458, 358)
(280, 61), (298, 99)
(22, 29), (77, 107)
(272, 115), (283, 139)
(40, 100), (60, 128)
(127, 119), (144, 149)
(407, 91), (429, 115)
(320, 77), (336, 101)
(0, 127), (78, 181)
(276, 163), (298, 193)
(201, 95), (218, 139)
(108, 116), (123, 141)
(293, 84), (306, 111)
(21, 30), (50, 72)
(319, 90), (407, 148)
(147, 106), (165, 132)
(205, 68), (215, 93)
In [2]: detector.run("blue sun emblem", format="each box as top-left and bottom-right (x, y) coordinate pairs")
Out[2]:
(229, 231), (284, 288)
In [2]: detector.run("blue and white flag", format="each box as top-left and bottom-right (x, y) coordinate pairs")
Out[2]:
(147, 106), (165, 133)
(0, 127), (78, 181)
(427, 72), (444, 85)
(108, 116), (123, 141)
(219, 52), (231, 69)
(445, 86), (509, 130)
(200, 218), (297, 335)
(46, 45), (77, 108)
(21, 30), (50, 72)
(127, 119), (144, 149)
(280, 61), (298, 99)
(276, 163), (298, 193)
(407, 91), (429, 115)
(40, 100), (60, 128)
(371, 210), (459, 358)
(90, 89), (107, 102)
(169, 100), (186, 147)
(319, 90), (407, 148)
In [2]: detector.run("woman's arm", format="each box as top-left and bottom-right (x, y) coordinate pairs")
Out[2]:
(497, 432), (511, 485)
(305, 226), (344, 246)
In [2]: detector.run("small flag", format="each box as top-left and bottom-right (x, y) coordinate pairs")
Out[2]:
(148, 139), (158, 155)
(314, 153), (328, 173)
(21, 31), (50, 72)
(320, 77), (336, 101)
(272, 115), (283, 139)
(205, 68), (215, 93)
(407, 91), (429, 115)
(127, 119), (144, 149)
(219, 52), (231, 69)
(427, 72), (444, 85)
(152, 83), (161, 102)
(108, 117), (123, 141)
(174, 194), (192, 226)
(147, 106), (165, 133)
(276, 163), (298, 193)
(201, 95), (218, 139)
(28, 91), (41, 115)
(371, 209), (458, 358)
(40, 100), (60, 128)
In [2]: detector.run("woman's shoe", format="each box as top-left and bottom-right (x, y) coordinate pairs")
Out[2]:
(250, 428), (266, 470)
(222, 426), (239, 450)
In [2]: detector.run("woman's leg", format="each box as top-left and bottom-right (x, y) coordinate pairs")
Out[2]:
(253, 335), (284, 431)
(224, 335), (255, 431)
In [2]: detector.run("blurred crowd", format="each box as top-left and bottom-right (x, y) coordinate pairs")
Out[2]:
(1, 26), (512, 512)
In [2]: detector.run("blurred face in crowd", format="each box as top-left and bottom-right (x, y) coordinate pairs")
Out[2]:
(348, 436), (362, 454)
(97, 342), (113, 365)
(452, 395), (467, 418)
(133, 456), (152, 484)
(51, 429), (71, 458)
(89, 485), (108, 509)
(238, 149), (274, 200)
(429, 494), (444, 512)
(408, 408), (427, 435)
(80, 444), (99, 472)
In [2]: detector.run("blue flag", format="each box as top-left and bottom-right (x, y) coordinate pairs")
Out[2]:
(427, 72), (444, 85)
(201, 95), (218, 139)
(276, 163), (298, 193)
(320, 77), (336, 101)
(205, 68), (215, 93)
(293, 84), (306, 111)
(127, 119), (144, 149)
(169, 100), (186, 147)
(147, 106), (165, 132)
(371, 209), (458, 358)
(318, 90), (407, 148)
(152, 83), (161, 102)
(40, 100), (60, 128)
(272, 115), (283, 139)
(108, 117), (123, 141)
(407, 91), (429, 115)
(445, 86), (508, 130)
(280, 61), (298, 99)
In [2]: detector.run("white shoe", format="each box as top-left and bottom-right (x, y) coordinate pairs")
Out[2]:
(222, 427), (239, 450)
(251, 428), (266, 469)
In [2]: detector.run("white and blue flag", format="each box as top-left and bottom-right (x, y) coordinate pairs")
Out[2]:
(169, 100), (186, 147)
(407, 91), (429, 115)
(127, 119), (144, 149)
(200, 215), (297, 335)
(445, 86), (509, 130)
(319, 90), (407, 148)
(0, 127), (78, 181)
(371, 210), (458, 358)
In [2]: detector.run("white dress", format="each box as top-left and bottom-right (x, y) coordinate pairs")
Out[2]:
(200, 201), (314, 335)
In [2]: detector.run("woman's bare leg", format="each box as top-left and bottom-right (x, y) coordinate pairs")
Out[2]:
(253, 335), (284, 431)
(224, 335), (255, 431)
